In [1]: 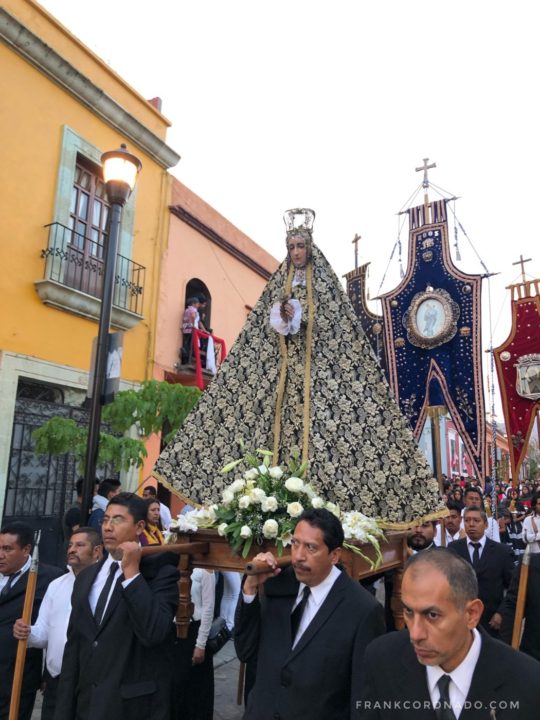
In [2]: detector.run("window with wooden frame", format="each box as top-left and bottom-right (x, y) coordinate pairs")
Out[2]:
(65, 158), (110, 296)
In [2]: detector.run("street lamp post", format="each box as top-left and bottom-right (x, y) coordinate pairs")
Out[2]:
(80, 144), (142, 523)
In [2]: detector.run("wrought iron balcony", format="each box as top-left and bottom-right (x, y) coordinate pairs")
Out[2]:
(35, 222), (145, 329)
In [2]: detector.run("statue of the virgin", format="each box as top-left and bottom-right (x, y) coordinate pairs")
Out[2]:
(154, 209), (445, 527)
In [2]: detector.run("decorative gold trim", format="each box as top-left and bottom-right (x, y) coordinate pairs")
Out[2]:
(378, 507), (449, 530)
(302, 262), (314, 466)
(403, 288), (460, 349)
(273, 264), (295, 463)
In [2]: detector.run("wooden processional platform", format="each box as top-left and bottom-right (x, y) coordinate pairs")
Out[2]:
(163, 529), (409, 637)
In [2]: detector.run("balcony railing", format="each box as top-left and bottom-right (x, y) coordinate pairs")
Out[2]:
(41, 222), (145, 316)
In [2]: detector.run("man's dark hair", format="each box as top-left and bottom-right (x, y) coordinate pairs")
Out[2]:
(107, 492), (147, 524)
(0, 521), (34, 550)
(75, 478), (99, 497)
(464, 486), (483, 500)
(187, 296), (199, 306)
(463, 505), (487, 522)
(406, 547), (479, 608)
(142, 485), (157, 497)
(297, 508), (344, 551)
(446, 500), (462, 514)
(71, 526), (102, 548)
(197, 294), (207, 304)
(98, 478), (121, 499)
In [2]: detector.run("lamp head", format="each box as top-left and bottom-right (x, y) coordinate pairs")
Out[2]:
(101, 143), (142, 205)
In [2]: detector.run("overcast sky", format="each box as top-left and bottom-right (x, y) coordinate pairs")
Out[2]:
(39, 0), (539, 411)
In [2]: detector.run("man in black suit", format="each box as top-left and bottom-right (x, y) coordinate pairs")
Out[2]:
(234, 508), (385, 720)
(0, 522), (63, 720)
(448, 506), (514, 636)
(54, 493), (179, 720)
(357, 548), (540, 718)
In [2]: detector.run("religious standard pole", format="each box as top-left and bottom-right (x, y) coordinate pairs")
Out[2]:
(80, 145), (142, 523)
(352, 234), (361, 270)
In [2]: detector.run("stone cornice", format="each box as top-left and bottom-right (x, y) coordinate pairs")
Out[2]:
(170, 205), (273, 281)
(1, 7), (180, 170)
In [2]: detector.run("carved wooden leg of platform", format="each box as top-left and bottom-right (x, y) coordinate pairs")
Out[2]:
(391, 567), (405, 630)
(176, 554), (194, 639)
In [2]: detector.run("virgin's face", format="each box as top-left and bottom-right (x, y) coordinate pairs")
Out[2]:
(288, 237), (307, 268)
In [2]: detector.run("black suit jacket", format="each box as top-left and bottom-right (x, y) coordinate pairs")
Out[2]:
(357, 628), (540, 719)
(0, 563), (63, 715)
(54, 553), (179, 720)
(448, 538), (514, 628)
(234, 566), (385, 720)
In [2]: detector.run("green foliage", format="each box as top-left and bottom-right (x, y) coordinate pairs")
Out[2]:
(31, 380), (201, 472)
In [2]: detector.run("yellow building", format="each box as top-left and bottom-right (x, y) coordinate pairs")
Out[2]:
(0, 0), (179, 561)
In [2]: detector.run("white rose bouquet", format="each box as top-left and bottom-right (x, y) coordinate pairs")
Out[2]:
(212, 448), (331, 557)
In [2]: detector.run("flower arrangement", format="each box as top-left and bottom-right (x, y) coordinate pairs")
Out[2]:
(168, 448), (385, 566)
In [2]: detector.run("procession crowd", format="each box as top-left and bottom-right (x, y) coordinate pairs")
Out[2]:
(1, 474), (540, 720)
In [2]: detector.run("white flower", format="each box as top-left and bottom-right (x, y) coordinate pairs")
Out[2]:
(238, 495), (251, 509)
(325, 502), (340, 518)
(258, 465), (268, 475)
(311, 496), (325, 508)
(269, 466), (284, 479)
(262, 519), (279, 539)
(230, 479), (246, 493)
(244, 468), (258, 481)
(240, 525), (252, 539)
(287, 501), (304, 518)
(262, 496), (278, 512)
(285, 476), (304, 493)
(250, 488), (267, 503)
(172, 514), (198, 533)
(279, 531), (293, 547)
(217, 522), (228, 537)
(222, 489), (235, 505)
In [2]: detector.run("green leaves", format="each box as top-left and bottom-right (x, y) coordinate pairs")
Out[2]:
(31, 380), (201, 473)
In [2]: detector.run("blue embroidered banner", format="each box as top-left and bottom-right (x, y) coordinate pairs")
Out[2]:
(379, 200), (486, 477)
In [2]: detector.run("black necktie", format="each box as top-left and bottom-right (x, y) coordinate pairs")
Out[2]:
(291, 586), (311, 644)
(0, 571), (21, 599)
(435, 674), (456, 720)
(94, 562), (119, 625)
(471, 542), (481, 567)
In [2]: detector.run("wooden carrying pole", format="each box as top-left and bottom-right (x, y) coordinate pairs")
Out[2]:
(9, 531), (40, 720)
(512, 544), (531, 649)
(245, 556), (292, 575)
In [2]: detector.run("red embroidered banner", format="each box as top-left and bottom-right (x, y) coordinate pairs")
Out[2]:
(494, 281), (540, 479)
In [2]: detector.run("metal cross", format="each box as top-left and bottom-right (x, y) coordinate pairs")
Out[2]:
(415, 158), (437, 188)
(512, 254), (532, 283)
(352, 234), (361, 270)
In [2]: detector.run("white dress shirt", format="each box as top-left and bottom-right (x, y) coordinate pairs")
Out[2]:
(522, 514), (540, 553)
(426, 628), (482, 719)
(88, 556), (138, 617)
(159, 503), (172, 531)
(243, 565), (341, 648)
(27, 568), (75, 677)
(467, 534), (487, 562)
(0, 556), (31, 593)
(190, 568), (215, 649)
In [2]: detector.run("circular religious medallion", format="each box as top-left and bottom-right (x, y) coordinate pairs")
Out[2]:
(372, 322), (382, 335)
(500, 351), (511, 362)
(402, 288), (460, 349)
